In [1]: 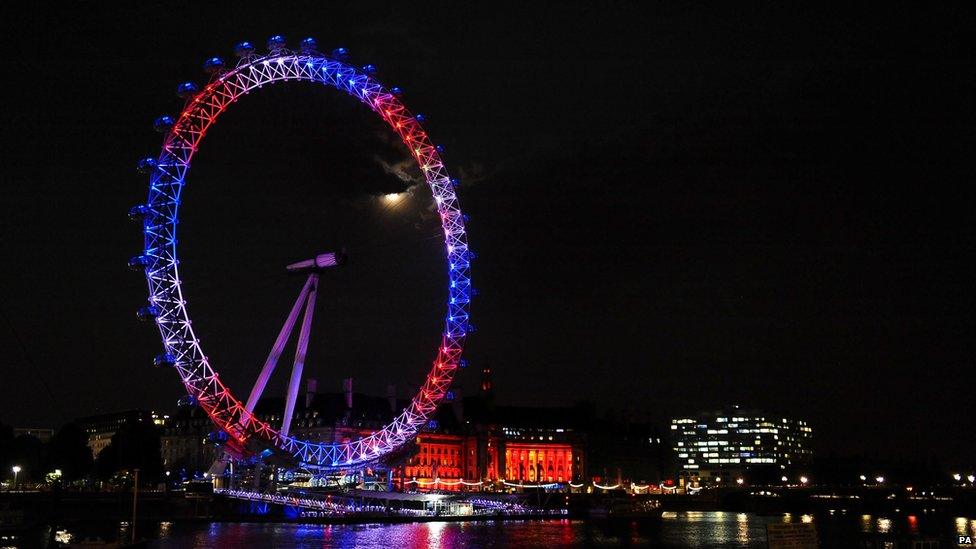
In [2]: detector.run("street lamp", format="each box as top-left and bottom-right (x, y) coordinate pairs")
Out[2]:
(781, 476), (788, 483)
(859, 474), (867, 482)
(953, 473), (962, 482)
(12, 466), (21, 489)
(968, 475), (975, 484)
(875, 476), (885, 484)
(736, 478), (744, 486)
(799, 476), (809, 485)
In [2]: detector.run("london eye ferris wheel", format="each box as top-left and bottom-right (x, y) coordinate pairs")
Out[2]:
(129, 35), (473, 471)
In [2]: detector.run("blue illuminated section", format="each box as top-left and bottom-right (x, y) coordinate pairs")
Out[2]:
(299, 37), (318, 53)
(153, 352), (176, 368)
(203, 56), (225, 74)
(267, 34), (286, 50)
(234, 41), (255, 57)
(128, 204), (150, 221)
(176, 81), (198, 98)
(128, 255), (150, 271)
(136, 157), (157, 174)
(153, 115), (174, 133)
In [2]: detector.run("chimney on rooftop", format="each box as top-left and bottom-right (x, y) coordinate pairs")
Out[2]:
(386, 384), (397, 414)
(343, 377), (353, 410)
(306, 378), (317, 409)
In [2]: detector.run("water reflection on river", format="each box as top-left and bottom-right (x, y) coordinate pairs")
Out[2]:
(60, 511), (974, 548)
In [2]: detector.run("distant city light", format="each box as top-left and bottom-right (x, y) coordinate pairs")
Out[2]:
(384, 192), (403, 203)
(859, 474), (867, 481)
(781, 476), (788, 482)
(799, 476), (809, 485)
(875, 476), (885, 483)
(736, 478), (744, 485)
(953, 473), (962, 481)
(968, 475), (975, 483)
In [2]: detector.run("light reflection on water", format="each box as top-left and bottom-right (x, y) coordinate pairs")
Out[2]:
(958, 516), (976, 537)
(114, 512), (974, 548)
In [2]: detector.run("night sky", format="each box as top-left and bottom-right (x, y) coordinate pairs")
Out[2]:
(1, 3), (973, 467)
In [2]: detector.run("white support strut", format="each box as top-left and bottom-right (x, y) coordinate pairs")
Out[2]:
(281, 274), (319, 437)
(243, 274), (315, 422)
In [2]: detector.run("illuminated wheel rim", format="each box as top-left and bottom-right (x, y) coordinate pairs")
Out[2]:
(136, 42), (471, 469)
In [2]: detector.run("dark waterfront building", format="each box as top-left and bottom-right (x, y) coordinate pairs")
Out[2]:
(160, 406), (220, 480)
(12, 427), (54, 443)
(77, 410), (166, 459)
(101, 372), (672, 491)
(670, 405), (813, 487)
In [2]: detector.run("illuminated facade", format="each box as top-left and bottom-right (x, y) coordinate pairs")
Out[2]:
(670, 406), (812, 482)
(394, 427), (582, 490)
(401, 433), (467, 480)
(503, 443), (576, 482)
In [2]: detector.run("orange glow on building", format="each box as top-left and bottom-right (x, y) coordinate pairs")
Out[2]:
(401, 433), (465, 480)
(504, 443), (576, 483)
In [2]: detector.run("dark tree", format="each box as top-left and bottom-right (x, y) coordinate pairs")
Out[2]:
(94, 421), (163, 485)
(7, 434), (44, 484)
(0, 422), (14, 477)
(45, 422), (94, 481)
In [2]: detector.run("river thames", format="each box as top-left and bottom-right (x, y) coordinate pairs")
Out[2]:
(62, 511), (967, 548)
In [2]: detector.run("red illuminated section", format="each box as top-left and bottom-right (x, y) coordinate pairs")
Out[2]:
(402, 434), (465, 479)
(393, 433), (583, 490)
(504, 443), (576, 483)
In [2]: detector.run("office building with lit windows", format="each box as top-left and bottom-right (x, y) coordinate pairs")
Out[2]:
(670, 406), (812, 485)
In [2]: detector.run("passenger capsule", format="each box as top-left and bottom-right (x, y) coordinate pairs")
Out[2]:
(153, 353), (177, 368)
(414, 114), (426, 123)
(202, 56), (225, 74)
(128, 255), (150, 271)
(267, 34), (286, 50)
(128, 204), (151, 221)
(136, 305), (161, 322)
(445, 391), (455, 401)
(466, 323), (477, 333)
(390, 86), (402, 96)
(331, 47), (348, 58)
(435, 145), (445, 153)
(233, 41), (255, 57)
(462, 213), (470, 223)
(450, 178), (460, 187)
(299, 37), (318, 53)
(136, 157), (157, 174)
(206, 430), (229, 444)
(153, 115), (174, 133)
(176, 81), (199, 99)
(469, 288), (480, 297)
(177, 395), (198, 408)
(362, 64), (377, 74)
